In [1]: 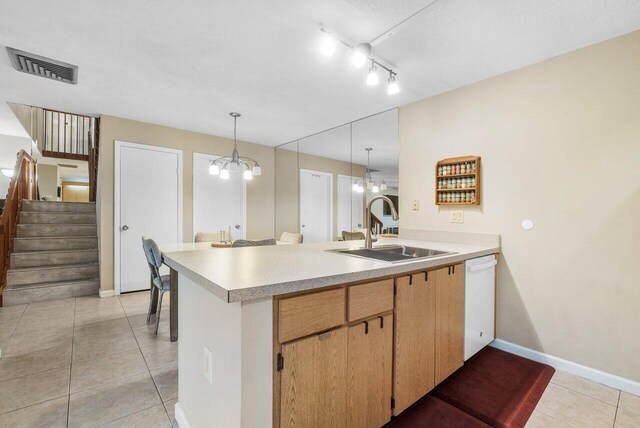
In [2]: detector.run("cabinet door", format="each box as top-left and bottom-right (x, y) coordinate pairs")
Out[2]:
(435, 264), (465, 385)
(393, 273), (435, 415)
(280, 327), (347, 428)
(347, 314), (393, 428)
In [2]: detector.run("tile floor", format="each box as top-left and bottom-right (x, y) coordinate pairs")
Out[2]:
(0, 293), (639, 427)
(0, 292), (177, 427)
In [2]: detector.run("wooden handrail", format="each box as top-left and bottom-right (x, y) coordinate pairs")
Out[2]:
(370, 211), (383, 235)
(0, 150), (37, 303)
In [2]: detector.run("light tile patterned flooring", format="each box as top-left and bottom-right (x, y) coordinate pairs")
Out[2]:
(0, 292), (177, 427)
(0, 293), (639, 427)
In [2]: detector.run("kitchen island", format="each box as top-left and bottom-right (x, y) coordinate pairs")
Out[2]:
(163, 233), (499, 428)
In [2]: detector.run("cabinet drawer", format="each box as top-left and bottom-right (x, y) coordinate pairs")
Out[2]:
(279, 288), (345, 343)
(348, 279), (394, 322)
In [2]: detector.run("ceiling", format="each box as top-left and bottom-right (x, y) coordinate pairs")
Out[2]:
(1, 0), (639, 149)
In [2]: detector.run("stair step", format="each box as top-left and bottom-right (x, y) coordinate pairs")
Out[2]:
(2, 279), (100, 306)
(21, 200), (96, 213)
(16, 224), (97, 237)
(10, 249), (99, 269)
(13, 236), (98, 252)
(19, 212), (96, 225)
(7, 263), (99, 287)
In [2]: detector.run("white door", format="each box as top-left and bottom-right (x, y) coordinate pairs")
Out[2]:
(337, 175), (364, 238)
(299, 169), (332, 243)
(115, 142), (182, 294)
(193, 153), (246, 240)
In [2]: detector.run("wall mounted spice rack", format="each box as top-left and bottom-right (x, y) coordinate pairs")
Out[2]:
(435, 156), (481, 205)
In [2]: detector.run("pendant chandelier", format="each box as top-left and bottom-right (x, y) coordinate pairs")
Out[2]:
(353, 148), (387, 193)
(209, 112), (262, 180)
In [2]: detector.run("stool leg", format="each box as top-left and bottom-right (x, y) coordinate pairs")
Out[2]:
(155, 290), (165, 335)
(147, 286), (157, 324)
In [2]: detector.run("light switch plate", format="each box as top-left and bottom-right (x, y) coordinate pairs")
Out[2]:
(412, 199), (419, 211)
(451, 211), (464, 223)
(203, 346), (213, 384)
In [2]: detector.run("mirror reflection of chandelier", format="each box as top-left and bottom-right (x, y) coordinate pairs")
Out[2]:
(209, 112), (262, 180)
(353, 148), (387, 193)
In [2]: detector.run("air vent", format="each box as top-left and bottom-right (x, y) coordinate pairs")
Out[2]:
(6, 47), (78, 84)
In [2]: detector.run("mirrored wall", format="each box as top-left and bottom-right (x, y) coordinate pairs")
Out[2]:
(275, 109), (399, 243)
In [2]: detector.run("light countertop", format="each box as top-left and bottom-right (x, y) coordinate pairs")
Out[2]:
(161, 237), (499, 303)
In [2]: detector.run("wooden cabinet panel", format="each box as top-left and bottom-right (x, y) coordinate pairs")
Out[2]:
(435, 264), (465, 385)
(278, 288), (345, 343)
(393, 272), (436, 415)
(348, 279), (394, 321)
(280, 327), (347, 428)
(347, 314), (393, 428)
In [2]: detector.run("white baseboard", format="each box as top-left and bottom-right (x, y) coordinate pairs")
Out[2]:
(491, 339), (640, 396)
(174, 402), (191, 428)
(99, 289), (115, 298)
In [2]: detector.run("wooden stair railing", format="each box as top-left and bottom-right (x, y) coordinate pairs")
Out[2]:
(88, 117), (100, 202)
(370, 211), (383, 236)
(0, 150), (37, 304)
(42, 108), (97, 162)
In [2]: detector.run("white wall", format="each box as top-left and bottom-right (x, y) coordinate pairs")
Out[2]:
(0, 134), (31, 198)
(399, 31), (640, 382)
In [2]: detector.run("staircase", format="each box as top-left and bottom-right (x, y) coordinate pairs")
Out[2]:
(3, 200), (99, 306)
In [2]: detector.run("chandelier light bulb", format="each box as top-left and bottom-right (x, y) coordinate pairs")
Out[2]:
(372, 185), (379, 193)
(209, 164), (220, 176)
(243, 169), (253, 180)
(380, 183), (387, 191)
(352, 183), (359, 192)
(320, 32), (336, 57)
(220, 168), (230, 180)
(358, 185), (364, 193)
(366, 63), (379, 86)
(252, 165), (262, 176)
(387, 74), (400, 95)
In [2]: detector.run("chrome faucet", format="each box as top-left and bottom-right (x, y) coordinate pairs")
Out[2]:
(365, 195), (399, 249)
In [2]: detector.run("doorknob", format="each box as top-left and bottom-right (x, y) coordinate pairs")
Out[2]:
(235, 224), (241, 229)
(121, 225), (129, 231)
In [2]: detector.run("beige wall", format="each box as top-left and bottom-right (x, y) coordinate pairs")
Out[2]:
(97, 115), (276, 292)
(399, 31), (640, 381)
(275, 146), (367, 240)
(37, 163), (58, 200)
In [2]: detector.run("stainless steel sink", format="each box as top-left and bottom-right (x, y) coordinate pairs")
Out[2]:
(329, 245), (455, 263)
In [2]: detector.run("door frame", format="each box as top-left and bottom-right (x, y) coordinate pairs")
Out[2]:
(192, 152), (246, 241)
(337, 174), (364, 237)
(114, 140), (183, 295)
(299, 168), (333, 242)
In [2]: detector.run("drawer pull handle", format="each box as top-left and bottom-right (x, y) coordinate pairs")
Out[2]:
(363, 320), (369, 335)
(378, 316), (384, 329)
(424, 271), (428, 281)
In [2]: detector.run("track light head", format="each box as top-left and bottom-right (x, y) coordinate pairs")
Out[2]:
(351, 43), (371, 68)
(366, 61), (379, 86)
(320, 32), (337, 57)
(387, 73), (400, 95)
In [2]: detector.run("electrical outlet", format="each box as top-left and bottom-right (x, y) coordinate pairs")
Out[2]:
(412, 199), (420, 211)
(203, 346), (213, 384)
(450, 211), (464, 223)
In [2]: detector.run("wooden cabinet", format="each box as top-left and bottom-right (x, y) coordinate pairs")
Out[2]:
(278, 288), (345, 343)
(393, 272), (436, 415)
(435, 264), (465, 384)
(275, 264), (468, 427)
(280, 327), (347, 428)
(347, 314), (393, 428)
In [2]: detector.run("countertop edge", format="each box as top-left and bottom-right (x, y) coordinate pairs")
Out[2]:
(164, 246), (500, 303)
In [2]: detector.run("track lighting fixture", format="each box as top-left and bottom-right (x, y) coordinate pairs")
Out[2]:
(366, 60), (379, 86)
(387, 73), (399, 95)
(351, 43), (371, 68)
(319, 29), (399, 95)
(320, 32), (337, 57)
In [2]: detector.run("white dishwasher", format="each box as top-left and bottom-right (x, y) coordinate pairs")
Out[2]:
(464, 254), (497, 361)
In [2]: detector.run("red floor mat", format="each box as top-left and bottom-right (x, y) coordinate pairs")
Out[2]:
(386, 395), (490, 428)
(433, 346), (555, 428)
